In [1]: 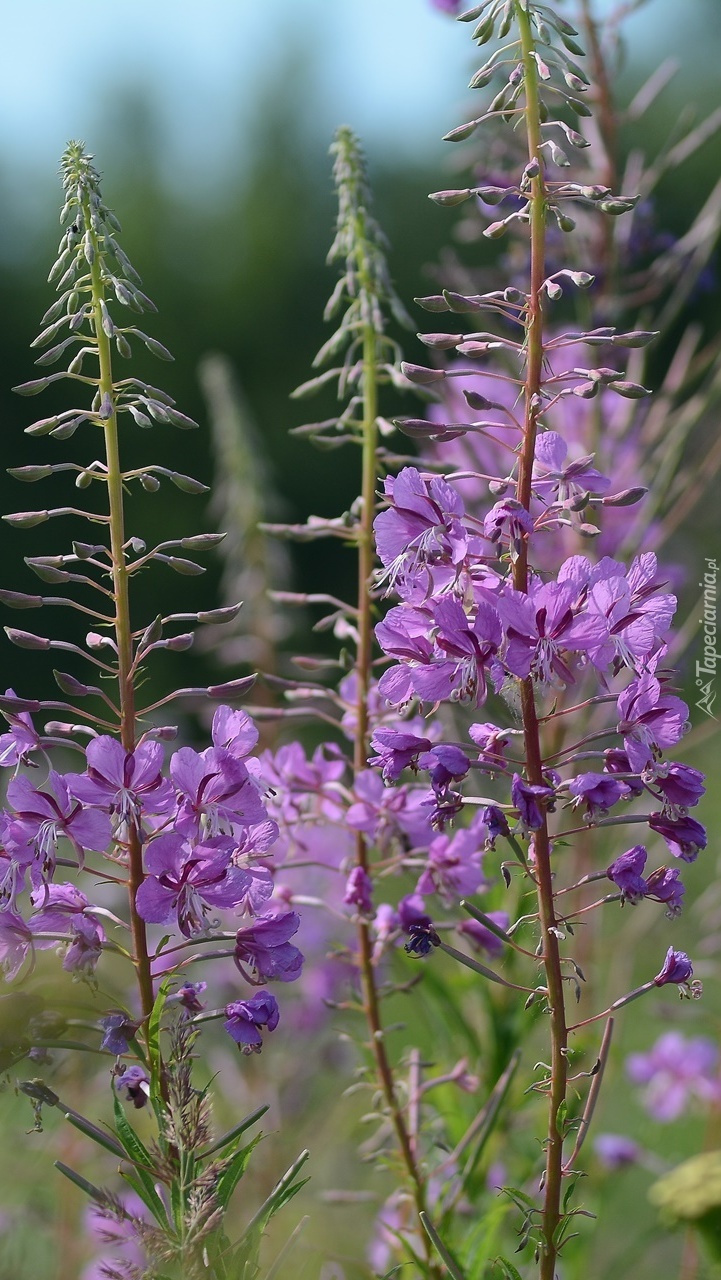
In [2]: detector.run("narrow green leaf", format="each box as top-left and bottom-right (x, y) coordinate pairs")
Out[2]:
(215, 1133), (264, 1211)
(419, 1212), (467, 1280)
(147, 978), (170, 1099)
(54, 1161), (105, 1203)
(493, 1257), (524, 1280)
(201, 1104), (269, 1159)
(112, 1092), (168, 1225)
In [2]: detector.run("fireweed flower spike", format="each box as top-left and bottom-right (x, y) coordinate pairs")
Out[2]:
(362, 5), (708, 1276)
(3, 142), (308, 1276)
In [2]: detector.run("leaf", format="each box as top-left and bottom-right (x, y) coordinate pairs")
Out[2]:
(419, 1212), (467, 1280)
(147, 978), (170, 1100)
(112, 1092), (168, 1226)
(54, 1161), (105, 1203)
(493, 1257), (524, 1280)
(201, 1104), (269, 1159)
(215, 1132), (264, 1211)
(239, 1149), (310, 1237)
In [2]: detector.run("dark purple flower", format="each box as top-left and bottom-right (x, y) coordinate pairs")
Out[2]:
(603, 748), (644, 797)
(115, 1064), (150, 1108)
(617, 675), (689, 772)
(344, 866), (373, 914)
(645, 762), (705, 811)
(233, 911), (304, 984)
(606, 846), (648, 903)
(481, 804), (510, 845)
(135, 834), (254, 937)
(224, 992), (280, 1053)
(100, 1012), (140, 1055)
(568, 772), (629, 818)
(511, 773), (555, 832)
(397, 894), (432, 933)
(65, 737), (175, 834)
(483, 499), (534, 560)
(404, 921), (441, 957)
(645, 866), (685, 916)
(431, 0), (461, 13)
(626, 1032), (721, 1121)
(653, 946), (693, 987)
(368, 727), (433, 783)
(168, 981), (207, 1014)
(648, 812), (706, 863)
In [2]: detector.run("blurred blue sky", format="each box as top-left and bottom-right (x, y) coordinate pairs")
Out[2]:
(0, 0), (708, 196)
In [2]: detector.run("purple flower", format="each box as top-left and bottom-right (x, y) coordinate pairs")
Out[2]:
(233, 911), (304, 984)
(65, 737), (175, 834)
(170, 746), (267, 839)
(653, 946), (693, 988)
(606, 846), (648, 903)
(603, 748), (645, 797)
(645, 866), (685, 916)
(63, 916), (105, 975)
(0, 911), (33, 979)
(344, 866), (373, 914)
(0, 689), (40, 768)
(483, 499), (534, 557)
(368, 727), (432, 782)
(616, 674), (689, 772)
(496, 579), (608, 686)
(414, 597), (504, 707)
(416, 820), (487, 902)
(468, 722), (510, 771)
(532, 431), (610, 505)
(211, 705), (259, 758)
(404, 921), (441, 957)
(645, 762), (705, 811)
(224, 992), (280, 1053)
(481, 804), (510, 845)
(4, 771), (112, 882)
(115, 1064), (150, 1108)
(648, 812), (706, 863)
(374, 467), (469, 592)
(135, 834), (254, 937)
(511, 773), (555, 832)
(431, 0), (461, 13)
(594, 1134), (641, 1169)
(100, 1012), (140, 1055)
(568, 772), (629, 818)
(458, 911), (510, 959)
(168, 981), (207, 1014)
(626, 1032), (721, 1121)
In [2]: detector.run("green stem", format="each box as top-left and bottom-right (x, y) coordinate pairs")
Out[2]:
(85, 199), (155, 1032)
(513, 6), (569, 1277)
(352, 241), (432, 1256)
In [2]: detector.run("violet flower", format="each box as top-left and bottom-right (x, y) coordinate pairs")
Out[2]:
(344, 866), (374, 914)
(99, 1012), (140, 1055)
(567, 772), (629, 818)
(511, 773), (556, 832)
(593, 1134), (641, 1170)
(224, 992), (280, 1053)
(0, 911), (33, 980)
(135, 834), (256, 937)
(4, 770), (112, 884)
(626, 1031), (721, 1121)
(115, 1064), (150, 1108)
(616, 674), (689, 772)
(170, 746), (268, 839)
(368, 726), (433, 782)
(648, 812), (707, 863)
(606, 846), (648, 903)
(233, 911), (304, 984)
(457, 911), (510, 959)
(0, 689), (40, 769)
(65, 736), (175, 835)
(653, 947), (694, 988)
(416, 821), (487, 902)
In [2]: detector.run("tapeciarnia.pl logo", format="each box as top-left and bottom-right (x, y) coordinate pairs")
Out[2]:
(696, 557), (718, 719)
